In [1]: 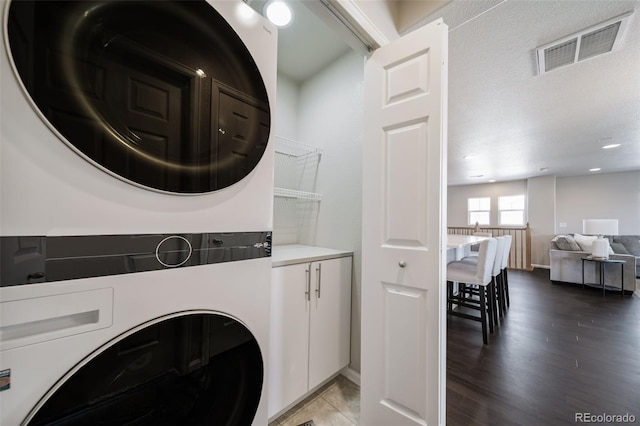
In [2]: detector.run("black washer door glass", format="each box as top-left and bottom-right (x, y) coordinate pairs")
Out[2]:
(7, 1), (270, 194)
(28, 314), (263, 425)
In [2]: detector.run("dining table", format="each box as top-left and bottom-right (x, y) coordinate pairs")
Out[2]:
(446, 234), (490, 263)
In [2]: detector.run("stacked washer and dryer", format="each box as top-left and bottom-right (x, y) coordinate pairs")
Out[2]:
(0, 0), (276, 424)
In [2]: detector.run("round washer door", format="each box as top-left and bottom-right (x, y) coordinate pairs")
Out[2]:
(7, 0), (270, 194)
(26, 313), (264, 425)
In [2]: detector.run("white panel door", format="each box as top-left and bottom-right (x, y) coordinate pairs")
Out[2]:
(268, 263), (311, 418)
(308, 257), (352, 390)
(361, 18), (448, 426)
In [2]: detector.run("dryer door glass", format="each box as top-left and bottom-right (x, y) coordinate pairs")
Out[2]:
(27, 314), (263, 425)
(7, 0), (270, 194)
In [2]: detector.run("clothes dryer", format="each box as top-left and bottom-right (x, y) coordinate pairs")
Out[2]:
(0, 1), (276, 424)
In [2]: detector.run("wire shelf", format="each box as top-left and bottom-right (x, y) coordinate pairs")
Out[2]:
(274, 187), (322, 201)
(274, 135), (323, 158)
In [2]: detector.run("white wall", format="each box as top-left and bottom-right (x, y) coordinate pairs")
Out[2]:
(527, 175), (556, 266)
(273, 51), (365, 373)
(273, 73), (300, 245)
(556, 171), (640, 235)
(447, 180), (528, 226)
(297, 51), (364, 373)
(274, 73), (299, 140)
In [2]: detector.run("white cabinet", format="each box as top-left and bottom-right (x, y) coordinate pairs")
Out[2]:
(268, 255), (352, 418)
(308, 258), (352, 389)
(269, 262), (310, 414)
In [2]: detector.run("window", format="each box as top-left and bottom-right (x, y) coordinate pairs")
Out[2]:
(468, 197), (490, 225)
(499, 195), (525, 225)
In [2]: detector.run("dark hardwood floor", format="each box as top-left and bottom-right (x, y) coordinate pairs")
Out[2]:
(447, 268), (640, 425)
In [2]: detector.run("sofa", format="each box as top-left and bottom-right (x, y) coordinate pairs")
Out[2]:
(550, 234), (639, 293)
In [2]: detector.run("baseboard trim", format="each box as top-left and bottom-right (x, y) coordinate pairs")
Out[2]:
(340, 366), (361, 386)
(532, 264), (550, 270)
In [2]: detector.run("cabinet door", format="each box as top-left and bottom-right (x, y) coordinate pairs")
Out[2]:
(308, 256), (352, 390)
(268, 263), (311, 417)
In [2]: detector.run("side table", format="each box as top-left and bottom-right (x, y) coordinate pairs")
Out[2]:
(581, 256), (625, 297)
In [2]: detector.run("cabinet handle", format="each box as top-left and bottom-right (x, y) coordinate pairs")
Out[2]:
(315, 263), (322, 299)
(305, 267), (311, 301)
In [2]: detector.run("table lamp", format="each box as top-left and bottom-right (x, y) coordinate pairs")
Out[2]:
(583, 219), (618, 259)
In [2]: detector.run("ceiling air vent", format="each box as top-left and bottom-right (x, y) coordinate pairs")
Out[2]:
(536, 11), (633, 74)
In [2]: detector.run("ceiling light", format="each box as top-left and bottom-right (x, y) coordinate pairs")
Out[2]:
(469, 174), (484, 178)
(602, 143), (621, 149)
(264, 0), (293, 27)
(589, 168), (601, 172)
(462, 154), (476, 160)
(538, 167), (549, 172)
(489, 180), (496, 183)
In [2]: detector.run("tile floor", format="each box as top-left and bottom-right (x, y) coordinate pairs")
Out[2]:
(269, 375), (360, 426)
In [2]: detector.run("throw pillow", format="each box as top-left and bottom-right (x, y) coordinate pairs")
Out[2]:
(610, 242), (630, 255)
(605, 238), (615, 255)
(613, 236), (640, 256)
(553, 235), (581, 251)
(573, 233), (597, 252)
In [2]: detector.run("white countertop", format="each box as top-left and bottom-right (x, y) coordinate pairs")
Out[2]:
(271, 244), (353, 267)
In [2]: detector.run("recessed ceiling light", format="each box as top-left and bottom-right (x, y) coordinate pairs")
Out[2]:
(469, 174), (484, 178)
(589, 168), (601, 172)
(489, 179), (496, 183)
(538, 167), (549, 172)
(602, 143), (621, 149)
(462, 154), (476, 160)
(264, 0), (293, 27)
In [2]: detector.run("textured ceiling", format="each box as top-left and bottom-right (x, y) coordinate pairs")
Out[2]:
(426, 0), (640, 185)
(248, 0), (352, 82)
(252, 0), (640, 185)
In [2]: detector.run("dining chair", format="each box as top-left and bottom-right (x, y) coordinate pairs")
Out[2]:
(461, 236), (506, 326)
(466, 232), (493, 256)
(446, 238), (497, 344)
(500, 235), (513, 311)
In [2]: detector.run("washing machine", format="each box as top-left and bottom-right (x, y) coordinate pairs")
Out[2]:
(0, 0), (276, 424)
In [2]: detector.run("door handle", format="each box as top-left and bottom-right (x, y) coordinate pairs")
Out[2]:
(315, 263), (322, 299)
(305, 266), (311, 301)
(399, 260), (407, 268)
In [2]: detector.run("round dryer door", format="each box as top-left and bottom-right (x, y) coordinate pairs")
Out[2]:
(7, 0), (270, 194)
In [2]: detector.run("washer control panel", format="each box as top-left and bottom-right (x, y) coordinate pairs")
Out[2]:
(155, 236), (193, 268)
(0, 232), (271, 286)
